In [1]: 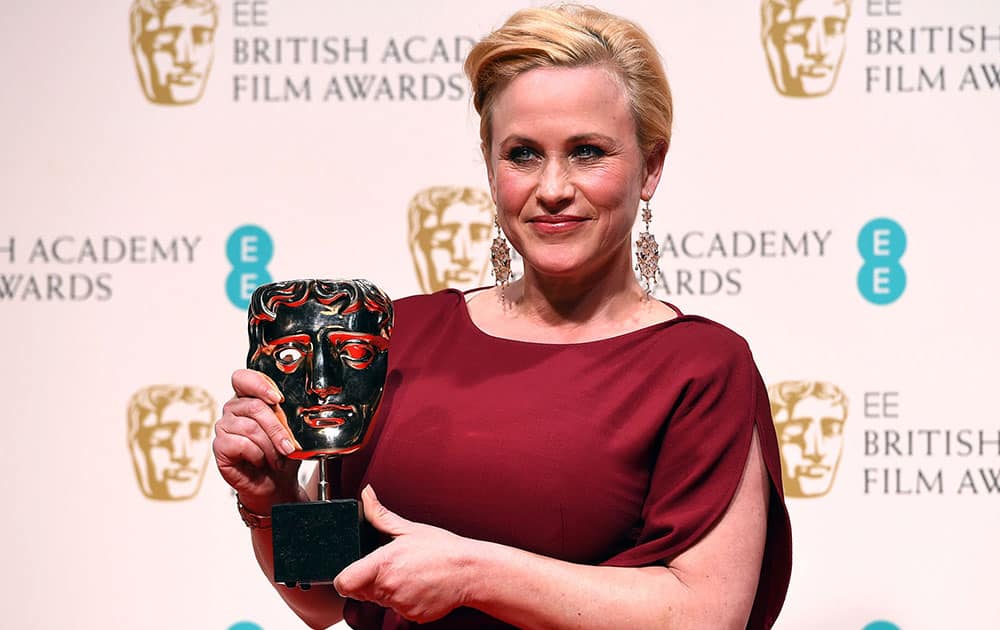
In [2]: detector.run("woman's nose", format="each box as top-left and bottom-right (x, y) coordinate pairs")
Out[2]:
(535, 158), (574, 210)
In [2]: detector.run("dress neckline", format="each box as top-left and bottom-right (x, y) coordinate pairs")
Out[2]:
(445, 287), (692, 347)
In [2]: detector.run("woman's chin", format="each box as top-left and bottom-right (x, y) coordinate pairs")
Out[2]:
(521, 259), (600, 282)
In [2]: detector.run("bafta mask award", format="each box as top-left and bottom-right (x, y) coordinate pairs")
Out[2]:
(247, 279), (393, 587)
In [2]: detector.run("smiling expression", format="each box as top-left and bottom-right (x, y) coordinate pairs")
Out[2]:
(485, 65), (663, 283)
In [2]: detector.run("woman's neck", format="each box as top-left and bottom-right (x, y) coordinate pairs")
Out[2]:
(467, 243), (676, 344)
(517, 260), (640, 321)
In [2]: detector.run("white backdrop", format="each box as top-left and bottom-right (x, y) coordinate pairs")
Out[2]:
(2, 1), (998, 629)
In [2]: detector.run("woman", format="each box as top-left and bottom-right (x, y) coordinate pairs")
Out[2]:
(214, 5), (792, 629)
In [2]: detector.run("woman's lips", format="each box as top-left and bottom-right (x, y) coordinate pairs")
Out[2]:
(528, 215), (590, 234)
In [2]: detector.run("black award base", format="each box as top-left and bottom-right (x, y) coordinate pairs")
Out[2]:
(272, 498), (373, 588)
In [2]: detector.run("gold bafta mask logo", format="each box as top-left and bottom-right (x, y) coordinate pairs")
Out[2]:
(408, 187), (495, 293)
(127, 385), (217, 501)
(129, 0), (219, 105)
(768, 380), (848, 498)
(761, 0), (851, 97)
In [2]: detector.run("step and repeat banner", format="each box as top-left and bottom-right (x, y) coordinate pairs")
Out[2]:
(2, 1), (997, 629)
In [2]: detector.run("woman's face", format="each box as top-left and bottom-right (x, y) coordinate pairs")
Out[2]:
(485, 65), (664, 283)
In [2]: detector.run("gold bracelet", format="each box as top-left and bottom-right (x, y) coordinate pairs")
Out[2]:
(237, 498), (272, 529)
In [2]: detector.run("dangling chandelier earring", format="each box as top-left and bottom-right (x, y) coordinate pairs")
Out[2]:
(634, 199), (660, 298)
(490, 214), (512, 304)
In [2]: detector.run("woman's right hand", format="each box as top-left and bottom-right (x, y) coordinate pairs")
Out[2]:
(213, 369), (303, 513)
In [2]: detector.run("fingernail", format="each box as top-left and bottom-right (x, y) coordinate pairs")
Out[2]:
(269, 388), (284, 404)
(363, 484), (375, 500)
(280, 439), (295, 455)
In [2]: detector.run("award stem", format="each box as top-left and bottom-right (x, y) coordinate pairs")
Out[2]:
(317, 455), (332, 502)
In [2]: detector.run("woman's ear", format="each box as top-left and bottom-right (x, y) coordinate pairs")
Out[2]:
(482, 141), (498, 204)
(641, 140), (668, 200)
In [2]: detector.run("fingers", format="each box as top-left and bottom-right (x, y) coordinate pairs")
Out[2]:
(214, 413), (281, 470)
(362, 485), (412, 537)
(221, 388), (296, 457)
(336, 488), (411, 597)
(334, 552), (381, 601)
(232, 368), (284, 404)
(214, 399), (295, 502)
(229, 369), (297, 455)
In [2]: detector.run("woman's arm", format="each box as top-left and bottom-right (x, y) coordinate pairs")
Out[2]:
(335, 428), (769, 629)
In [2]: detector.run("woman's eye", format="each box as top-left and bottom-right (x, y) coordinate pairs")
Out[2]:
(275, 347), (303, 366)
(574, 145), (604, 160)
(506, 146), (536, 163)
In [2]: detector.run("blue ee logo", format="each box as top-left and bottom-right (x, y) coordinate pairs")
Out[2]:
(226, 225), (273, 309)
(857, 218), (906, 305)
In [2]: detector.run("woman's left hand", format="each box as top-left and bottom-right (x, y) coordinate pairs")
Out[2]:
(334, 485), (476, 623)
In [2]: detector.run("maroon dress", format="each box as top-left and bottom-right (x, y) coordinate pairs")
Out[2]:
(335, 289), (792, 629)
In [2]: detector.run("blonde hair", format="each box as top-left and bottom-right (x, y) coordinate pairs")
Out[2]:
(464, 4), (672, 156)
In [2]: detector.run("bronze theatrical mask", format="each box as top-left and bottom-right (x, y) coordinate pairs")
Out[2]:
(247, 278), (393, 587)
(247, 279), (393, 458)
